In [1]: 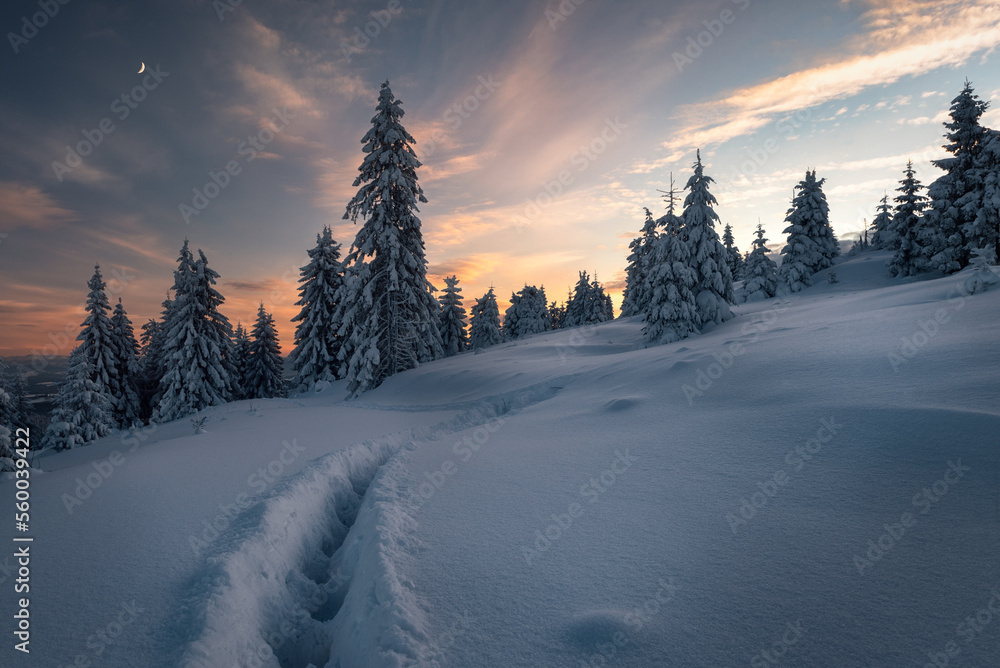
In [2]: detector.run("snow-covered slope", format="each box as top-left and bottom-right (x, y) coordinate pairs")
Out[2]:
(2, 252), (998, 667)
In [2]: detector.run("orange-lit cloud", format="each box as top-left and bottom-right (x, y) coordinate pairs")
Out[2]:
(651, 0), (1000, 160)
(0, 182), (77, 231)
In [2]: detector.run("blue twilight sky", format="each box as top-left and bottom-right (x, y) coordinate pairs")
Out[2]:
(1, 0), (999, 355)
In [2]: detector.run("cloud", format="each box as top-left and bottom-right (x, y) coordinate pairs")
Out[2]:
(0, 182), (77, 231)
(654, 0), (1000, 156)
(311, 157), (360, 216)
(898, 110), (950, 126)
(421, 151), (495, 182)
(226, 280), (279, 292)
(427, 253), (507, 283)
(234, 64), (325, 121)
(80, 217), (175, 268)
(818, 144), (946, 172)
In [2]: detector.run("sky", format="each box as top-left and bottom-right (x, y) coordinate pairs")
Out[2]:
(1, 0), (999, 357)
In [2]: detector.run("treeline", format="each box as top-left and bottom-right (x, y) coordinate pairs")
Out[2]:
(15, 81), (614, 458)
(856, 81), (999, 276)
(10, 80), (997, 460)
(621, 80), (999, 343)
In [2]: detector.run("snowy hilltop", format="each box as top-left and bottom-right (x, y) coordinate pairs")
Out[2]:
(2, 251), (998, 667)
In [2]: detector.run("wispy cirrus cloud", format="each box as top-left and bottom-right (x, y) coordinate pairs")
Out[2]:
(652, 0), (1000, 158)
(0, 182), (77, 231)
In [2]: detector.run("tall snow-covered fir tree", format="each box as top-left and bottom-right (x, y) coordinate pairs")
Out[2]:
(742, 223), (778, 302)
(137, 318), (160, 420)
(109, 298), (141, 428)
(722, 223), (743, 281)
(337, 81), (443, 397)
(563, 272), (592, 327)
(620, 208), (660, 317)
(777, 170), (838, 292)
(154, 243), (236, 423)
(966, 127), (1000, 262)
(644, 217), (698, 344)
(290, 227), (344, 392)
(0, 384), (16, 471)
(525, 286), (547, 337)
(656, 173), (684, 234)
(683, 150), (734, 326)
(502, 291), (520, 341)
(869, 194), (895, 250)
(563, 272), (612, 327)
(0, 364), (34, 459)
(41, 347), (114, 450)
(246, 304), (286, 399)
(438, 275), (469, 356)
(469, 288), (504, 350)
(590, 277), (613, 322)
(923, 81), (990, 273)
(231, 323), (251, 400)
(1, 367), (31, 433)
(136, 294), (172, 420)
(76, 265), (119, 420)
(548, 301), (566, 329)
(888, 160), (929, 278)
(504, 285), (550, 339)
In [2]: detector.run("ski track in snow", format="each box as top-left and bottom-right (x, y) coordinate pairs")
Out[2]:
(178, 379), (568, 668)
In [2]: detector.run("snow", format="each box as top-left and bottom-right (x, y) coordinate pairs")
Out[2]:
(2, 252), (998, 667)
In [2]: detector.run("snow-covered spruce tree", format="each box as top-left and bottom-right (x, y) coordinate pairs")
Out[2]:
(0, 365), (34, 455)
(869, 194), (895, 250)
(964, 247), (1000, 294)
(888, 160), (929, 278)
(502, 291), (520, 341)
(525, 285), (551, 335)
(136, 296), (171, 421)
(0, 384), (16, 471)
(1, 367), (31, 433)
(246, 304), (286, 399)
(656, 172), (685, 234)
(469, 288), (504, 350)
(722, 223), (743, 281)
(966, 128), (1000, 262)
(337, 81), (443, 397)
(644, 218), (699, 344)
(76, 265), (119, 422)
(109, 298), (141, 428)
(505, 285), (550, 339)
(136, 318), (160, 421)
(923, 81), (990, 273)
(0, 379), (14, 429)
(603, 292), (614, 321)
(548, 301), (565, 329)
(41, 347), (114, 451)
(438, 275), (469, 356)
(589, 277), (612, 323)
(742, 223), (778, 302)
(153, 244), (235, 423)
(563, 271), (592, 327)
(231, 323), (251, 400)
(290, 226), (344, 392)
(563, 272), (611, 326)
(620, 208), (660, 317)
(683, 150), (734, 326)
(813, 178), (840, 264)
(777, 170), (838, 292)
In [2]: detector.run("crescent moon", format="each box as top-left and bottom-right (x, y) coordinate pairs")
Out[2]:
(138, 62), (145, 73)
